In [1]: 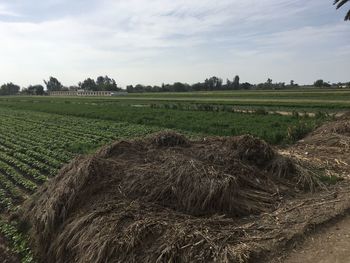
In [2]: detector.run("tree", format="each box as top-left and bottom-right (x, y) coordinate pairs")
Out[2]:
(96, 76), (119, 91)
(314, 79), (325, 87)
(134, 84), (146, 93)
(225, 79), (232, 90)
(44, 77), (63, 91)
(126, 85), (134, 93)
(28, 85), (45, 95)
(241, 82), (252, 90)
(173, 82), (189, 92)
(314, 79), (331, 88)
(0, 83), (20, 96)
(204, 76), (222, 90)
(79, 78), (97, 91)
(191, 82), (205, 91)
(233, 75), (240, 90)
(334, 0), (350, 21)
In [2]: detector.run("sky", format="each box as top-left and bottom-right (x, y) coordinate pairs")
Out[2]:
(0, 0), (349, 88)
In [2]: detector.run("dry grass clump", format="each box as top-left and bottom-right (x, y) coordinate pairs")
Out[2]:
(232, 135), (275, 166)
(332, 121), (350, 136)
(18, 132), (322, 263)
(302, 119), (350, 149)
(150, 131), (189, 147)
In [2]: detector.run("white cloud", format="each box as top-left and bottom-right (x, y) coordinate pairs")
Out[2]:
(0, 0), (349, 87)
(0, 3), (19, 17)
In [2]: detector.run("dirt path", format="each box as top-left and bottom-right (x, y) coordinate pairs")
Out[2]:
(277, 213), (350, 263)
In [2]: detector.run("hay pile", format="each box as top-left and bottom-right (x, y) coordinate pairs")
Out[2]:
(288, 115), (350, 178)
(19, 132), (320, 263)
(302, 118), (350, 149)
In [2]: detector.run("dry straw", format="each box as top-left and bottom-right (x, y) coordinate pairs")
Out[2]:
(19, 131), (322, 263)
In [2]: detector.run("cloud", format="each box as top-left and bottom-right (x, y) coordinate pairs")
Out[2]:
(0, 0), (349, 86)
(0, 3), (19, 17)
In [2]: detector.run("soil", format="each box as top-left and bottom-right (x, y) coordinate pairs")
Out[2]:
(271, 212), (350, 263)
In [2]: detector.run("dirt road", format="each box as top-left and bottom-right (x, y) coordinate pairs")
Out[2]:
(276, 213), (350, 263)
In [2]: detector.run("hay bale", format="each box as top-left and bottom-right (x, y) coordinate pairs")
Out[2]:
(19, 133), (320, 263)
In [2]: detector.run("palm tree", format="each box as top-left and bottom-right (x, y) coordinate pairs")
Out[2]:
(334, 0), (350, 20)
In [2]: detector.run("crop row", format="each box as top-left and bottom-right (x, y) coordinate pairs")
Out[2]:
(0, 138), (62, 169)
(0, 219), (35, 263)
(0, 159), (37, 192)
(0, 151), (47, 183)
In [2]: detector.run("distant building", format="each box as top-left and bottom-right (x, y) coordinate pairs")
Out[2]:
(49, 90), (128, 96)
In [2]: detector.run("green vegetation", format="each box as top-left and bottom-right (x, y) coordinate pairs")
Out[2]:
(0, 220), (34, 263)
(0, 91), (338, 261)
(3, 87), (350, 111)
(0, 97), (328, 145)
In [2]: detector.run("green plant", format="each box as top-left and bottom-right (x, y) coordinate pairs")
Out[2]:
(287, 122), (313, 142)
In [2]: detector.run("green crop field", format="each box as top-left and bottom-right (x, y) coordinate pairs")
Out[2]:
(117, 88), (350, 110)
(0, 96), (330, 144)
(2, 88), (350, 112)
(0, 90), (344, 261)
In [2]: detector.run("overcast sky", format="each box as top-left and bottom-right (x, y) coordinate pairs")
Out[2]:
(0, 0), (349, 87)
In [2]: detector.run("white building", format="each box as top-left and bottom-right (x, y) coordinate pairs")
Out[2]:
(49, 90), (128, 96)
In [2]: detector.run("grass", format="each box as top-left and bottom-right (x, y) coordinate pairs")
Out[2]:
(2, 88), (350, 112)
(0, 96), (329, 145)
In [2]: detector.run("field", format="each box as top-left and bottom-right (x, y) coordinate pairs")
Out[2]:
(0, 89), (348, 262)
(0, 94), (333, 145)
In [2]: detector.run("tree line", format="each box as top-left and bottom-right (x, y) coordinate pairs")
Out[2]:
(126, 77), (349, 93)
(45, 76), (122, 92)
(0, 75), (349, 96)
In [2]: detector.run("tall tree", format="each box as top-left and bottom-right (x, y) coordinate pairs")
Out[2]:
(204, 76), (222, 90)
(0, 83), (20, 95)
(96, 76), (119, 91)
(334, 0), (350, 20)
(79, 78), (97, 91)
(44, 77), (63, 91)
(314, 79), (331, 88)
(27, 85), (45, 95)
(233, 75), (240, 90)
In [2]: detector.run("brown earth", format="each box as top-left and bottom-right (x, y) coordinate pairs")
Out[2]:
(274, 213), (350, 263)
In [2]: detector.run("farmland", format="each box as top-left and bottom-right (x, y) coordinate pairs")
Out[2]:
(2, 88), (350, 112)
(0, 90), (347, 262)
(0, 95), (331, 144)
